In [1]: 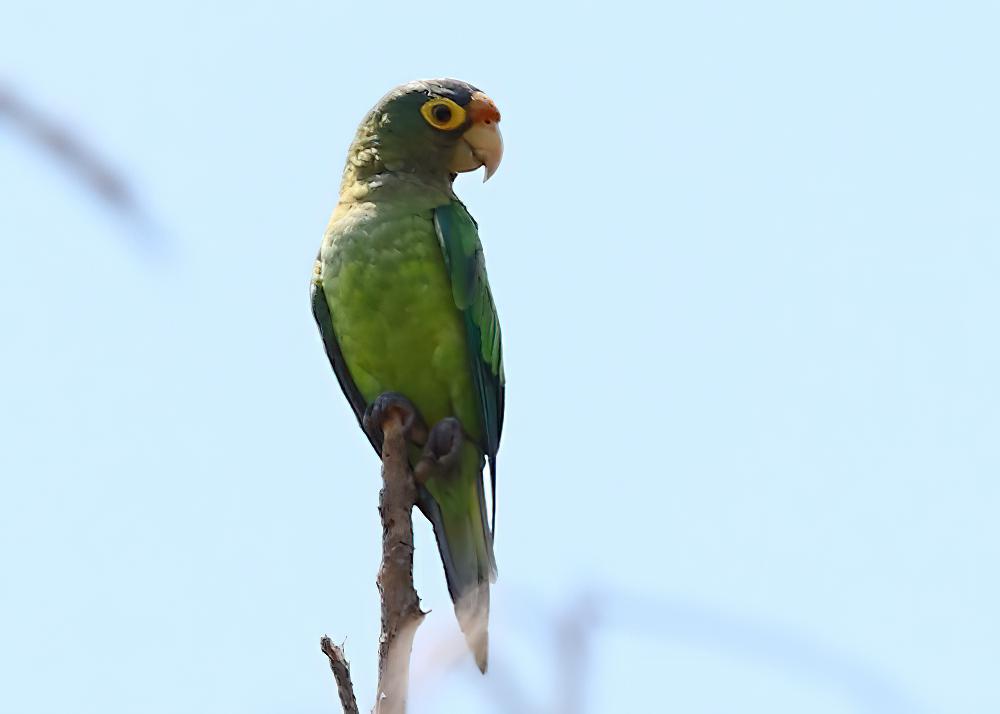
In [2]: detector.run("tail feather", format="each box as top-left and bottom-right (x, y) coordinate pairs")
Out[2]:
(416, 444), (495, 672)
(455, 580), (490, 672)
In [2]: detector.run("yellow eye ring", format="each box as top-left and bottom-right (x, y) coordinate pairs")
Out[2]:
(420, 98), (466, 131)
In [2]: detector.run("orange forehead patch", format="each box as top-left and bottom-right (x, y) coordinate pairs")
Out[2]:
(469, 91), (501, 124)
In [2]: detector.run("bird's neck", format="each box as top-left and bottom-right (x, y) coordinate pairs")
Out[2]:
(337, 132), (455, 211)
(337, 117), (456, 203)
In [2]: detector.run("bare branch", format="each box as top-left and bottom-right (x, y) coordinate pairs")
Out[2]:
(321, 637), (360, 714)
(374, 411), (425, 714)
(321, 406), (424, 714)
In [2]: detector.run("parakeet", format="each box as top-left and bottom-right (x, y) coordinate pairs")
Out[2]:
(311, 79), (504, 672)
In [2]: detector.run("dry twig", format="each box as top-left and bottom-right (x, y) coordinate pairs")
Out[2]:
(320, 637), (360, 714)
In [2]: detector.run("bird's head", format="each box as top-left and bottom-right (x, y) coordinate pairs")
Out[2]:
(355, 78), (503, 183)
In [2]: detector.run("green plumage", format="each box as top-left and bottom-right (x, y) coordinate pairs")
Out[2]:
(311, 79), (504, 672)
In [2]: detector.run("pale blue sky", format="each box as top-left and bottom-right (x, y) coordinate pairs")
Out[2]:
(2, 2), (998, 712)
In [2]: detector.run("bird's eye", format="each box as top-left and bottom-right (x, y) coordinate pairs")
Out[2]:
(433, 104), (451, 123)
(420, 98), (466, 131)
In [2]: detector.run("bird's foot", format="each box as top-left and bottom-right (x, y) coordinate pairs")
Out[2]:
(414, 417), (464, 485)
(363, 392), (429, 447)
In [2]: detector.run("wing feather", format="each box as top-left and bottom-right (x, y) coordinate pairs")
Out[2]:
(434, 202), (505, 533)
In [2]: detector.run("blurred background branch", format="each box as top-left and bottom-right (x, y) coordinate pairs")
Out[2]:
(408, 587), (922, 714)
(0, 80), (149, 224)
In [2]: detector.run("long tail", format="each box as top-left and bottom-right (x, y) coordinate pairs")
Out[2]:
(416, 442), (496, 672)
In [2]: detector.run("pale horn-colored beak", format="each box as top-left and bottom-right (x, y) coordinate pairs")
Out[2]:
(449, 91), (503, 182)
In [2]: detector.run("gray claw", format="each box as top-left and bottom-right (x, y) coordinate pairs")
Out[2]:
(363, 392), (428, 446)
(414, 417), (464, 484)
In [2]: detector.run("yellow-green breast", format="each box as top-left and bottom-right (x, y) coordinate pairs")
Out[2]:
(319, 200), (483, 441)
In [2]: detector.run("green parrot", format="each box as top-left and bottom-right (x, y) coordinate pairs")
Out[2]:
(311, 79), (505, 672)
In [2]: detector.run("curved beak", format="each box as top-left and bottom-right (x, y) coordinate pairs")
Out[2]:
(449, 91), (503, 182)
